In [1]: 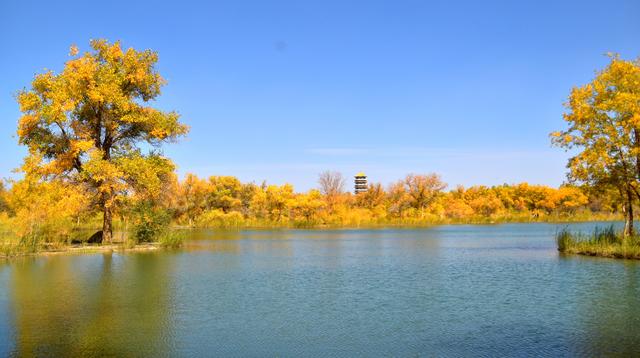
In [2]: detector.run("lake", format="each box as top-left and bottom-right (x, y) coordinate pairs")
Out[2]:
(1, 222), (639, 356)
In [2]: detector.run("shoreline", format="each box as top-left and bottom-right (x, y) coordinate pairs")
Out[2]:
(0, 242), (161, 260)
(1, 220), (627, 260)
(556, 226), (640, 260)
(560, 247), (640, 260)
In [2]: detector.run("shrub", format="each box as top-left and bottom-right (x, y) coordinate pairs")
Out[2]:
(132, 202), (171, 243)
(196, 209), (245, 228)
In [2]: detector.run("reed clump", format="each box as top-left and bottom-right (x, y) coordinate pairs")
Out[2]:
(556, 225), (640, 259)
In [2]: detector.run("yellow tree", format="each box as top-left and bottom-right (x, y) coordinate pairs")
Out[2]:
(387, 181), (411, 218)
(403, 173), (447, 218)
(465, 186), (504, 217)
(552, 55), (640, 236)
(0, 181), (8, 214)
(291, 189), (325, 223)
(238, 182), (259, 217)
(356, 182), (386, 209)
(265, 184), (294, 222)
(555, 186), (589, 213)
(177, 174), (210, 225)
(443, 187), (475, 219)
(7, 174), (90, 243)
(16, 40), (188, 243)
(207, 176), (243, 213)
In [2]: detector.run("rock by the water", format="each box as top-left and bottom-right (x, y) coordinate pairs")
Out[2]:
(87, 231), (103, 244)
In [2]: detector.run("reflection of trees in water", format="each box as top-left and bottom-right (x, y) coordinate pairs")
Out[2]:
(184, 229), (296, 258)
(183, 230), (244, 254)
(573, 261), (640, 356)
(9, 253), (176, 356)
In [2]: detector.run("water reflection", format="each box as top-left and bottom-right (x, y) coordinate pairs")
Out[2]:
(8, 253), (175, 356)
(567, 259), (640, 356)
(0, 224), (639, 356)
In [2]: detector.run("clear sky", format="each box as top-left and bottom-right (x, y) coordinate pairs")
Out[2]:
(1, 0), (639, 191)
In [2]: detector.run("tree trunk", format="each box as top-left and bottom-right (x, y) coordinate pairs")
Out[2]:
(100, 132), (113, 244)
(102, 200), (113, 244)
(624, 188), (634, 238)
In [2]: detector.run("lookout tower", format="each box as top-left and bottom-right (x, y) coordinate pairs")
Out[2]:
(354, 172), (368, 194)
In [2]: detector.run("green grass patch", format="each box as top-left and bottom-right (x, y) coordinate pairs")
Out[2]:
(556, 225), (640, 259)
(157, 230), (186, 248)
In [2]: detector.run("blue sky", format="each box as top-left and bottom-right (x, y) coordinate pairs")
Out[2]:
(1, 0), (639, 191)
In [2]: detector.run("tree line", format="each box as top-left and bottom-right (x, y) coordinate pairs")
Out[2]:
(2, 39), (639, 247)
(0, 170), (623, 243)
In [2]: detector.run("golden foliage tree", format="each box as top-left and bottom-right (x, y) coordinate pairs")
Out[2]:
(552, 55), (640, 236)
(207, 176), (243, 213)
(0, 181), (8, 214)
(356, 183), (386, 209)
(6, 175), (90, 244)
(291, 189), (325, 223)
(176, 173), (209, 225)
(163, 172), (610, 227)
(403, 174), (447, 218)
(265, 184), (294, 222)
(16, 40), (188, 242)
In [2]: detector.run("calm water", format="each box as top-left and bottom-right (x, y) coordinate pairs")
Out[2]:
(1, 223), (639, 357)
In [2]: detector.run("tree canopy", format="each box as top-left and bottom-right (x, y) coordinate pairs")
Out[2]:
(552, 55), (640, 236)
(16, 39), (189, 242)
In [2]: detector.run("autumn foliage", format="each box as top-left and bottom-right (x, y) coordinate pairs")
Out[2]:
(167, 174), (605, 227)
(1, 42), (636, 250)
(16, 39), (188, 243)
(0, 172), (618, 241)
(552, 55), (640, 236)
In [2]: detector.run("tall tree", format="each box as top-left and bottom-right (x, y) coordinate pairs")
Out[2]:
(403, 173), (447, 218)
(0, 181), (8, 214)
(207, 176), (242, 213)
(318, 170), (345, 213)
(356, 182), (386, 209)
(552, 55), (640, 236)
(318, 171), (345, 197)
(177, 173), (210, 226)
(16, 40), (188, 243)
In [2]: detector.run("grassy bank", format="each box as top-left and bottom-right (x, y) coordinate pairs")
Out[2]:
(0, 213), (624, 259)
(0, 206), (187, 258)
(0, 226), (186, 259)
(0, 237), (183, 259)
(556, 226), (640, 260)
(0, 242), (161, 259)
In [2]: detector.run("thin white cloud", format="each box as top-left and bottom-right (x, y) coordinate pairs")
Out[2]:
(306, 147), (558, 161)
